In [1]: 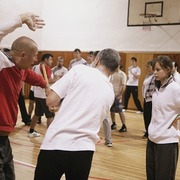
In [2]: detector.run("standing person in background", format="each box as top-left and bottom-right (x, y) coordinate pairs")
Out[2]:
(110, 64), (127, 132)
(51, 56), (68, 78)
(18, 82), (31, 125)
(34, 48), (120, 180)
(28, 54), (59, 137)
(142, 61), (155, 138)
(93, 50), (112, 147)
(93, 51), (100, 59)
(0, 12), (46, 180)
(68, 48), (87, 69)
(123, 57), (143, 113)
(172, 61), (180, 84)
(86, 51), (94, 66)
(28, 65), (42, 124)
(146, 56), (180, 180)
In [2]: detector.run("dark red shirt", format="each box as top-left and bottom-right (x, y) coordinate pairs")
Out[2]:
(0, 52), (46, 132)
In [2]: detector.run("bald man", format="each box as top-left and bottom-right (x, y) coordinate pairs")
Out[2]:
(0, 13), (47, 180)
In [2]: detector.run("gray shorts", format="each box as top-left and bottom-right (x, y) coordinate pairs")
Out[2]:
(110, 98), (123, 113)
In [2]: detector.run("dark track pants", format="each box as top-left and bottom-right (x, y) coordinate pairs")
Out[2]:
(146, 139), (179, 180)
(34, 150), (94, 180)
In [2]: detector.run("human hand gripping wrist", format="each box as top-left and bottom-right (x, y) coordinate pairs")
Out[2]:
(20, 13), (45, 31)
(49, 106), (60, 112)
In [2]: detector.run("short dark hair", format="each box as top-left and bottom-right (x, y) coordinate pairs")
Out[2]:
(97, 48), (120, 73)
(41, 54), (53, 61)
(119, 64), (123, 69)
(147, 60), (154, 67)
(2, 48), (10, 52)
(88, 51), (93, 55)
(93, 51), (100, 57)
(74, 48), (81, 53)
(173, 62), (178, 68)
(131, 57), (137, 62)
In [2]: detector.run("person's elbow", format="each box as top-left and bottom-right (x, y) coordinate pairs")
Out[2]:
(46, 95), (53, 107)
(46, 91), (61, 107)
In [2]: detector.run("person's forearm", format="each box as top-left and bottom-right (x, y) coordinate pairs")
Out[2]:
(46, 90), (61, 107)
(0, 14), (22, 42)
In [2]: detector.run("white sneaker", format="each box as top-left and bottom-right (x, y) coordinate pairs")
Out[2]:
(136, 111), (143, 114)
(28, 131), (41, 138)
(105, 142), (112, 147)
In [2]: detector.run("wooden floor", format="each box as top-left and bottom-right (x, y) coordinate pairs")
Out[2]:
(11, 100), (180, 180)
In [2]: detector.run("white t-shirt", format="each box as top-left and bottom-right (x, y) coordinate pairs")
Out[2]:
(173, 71), (180, 85)
(110, 70), (127, 97)
(69, 58), (87, 69)
(149, 80), (180, 144)
(142, 74), (154, 98)
(51, 66), (68, 77)
(33, 64), (51, 99)
(30, 65), (38, 92)
(41, 65), (114, 151)
(126, 66), (141, 86)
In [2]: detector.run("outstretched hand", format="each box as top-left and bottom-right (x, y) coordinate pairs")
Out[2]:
(20, 13), (45, 31)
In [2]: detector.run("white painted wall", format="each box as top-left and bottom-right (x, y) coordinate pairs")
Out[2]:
(1, 0), (180, 52)
(0, 0), (43, 49)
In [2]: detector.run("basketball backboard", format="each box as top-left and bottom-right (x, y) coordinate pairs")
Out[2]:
(127, 0), (180, 26)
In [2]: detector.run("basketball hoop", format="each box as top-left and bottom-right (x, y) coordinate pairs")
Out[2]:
(139, 13), (158, 31)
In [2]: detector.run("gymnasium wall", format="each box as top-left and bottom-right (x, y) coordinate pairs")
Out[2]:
(1, 0), (180, 52)
(1, 0), (180, 110)
(24, 51), (180, 110)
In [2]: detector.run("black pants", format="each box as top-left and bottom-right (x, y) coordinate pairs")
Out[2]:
(124, 86), (143, 111)
(146, 139), (179, 180)
(34, 150), (94, 180)
(18, 89), (30, 123)
(143, 100), (152, 137)
(0, 136), (15, 180)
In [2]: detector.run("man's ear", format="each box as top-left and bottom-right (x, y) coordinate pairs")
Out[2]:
(91, 57), (100, 68)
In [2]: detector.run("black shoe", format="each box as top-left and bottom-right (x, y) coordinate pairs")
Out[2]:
(142, 132), (148, 139)
(111, 123), (117, 130)
(119, 125), (127, 132)
(37, 117), (42, 124)
(22, 120), (31, 126)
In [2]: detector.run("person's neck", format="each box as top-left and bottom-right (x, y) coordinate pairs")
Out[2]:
(96, 66), (110, 77)
(76, 58), (81, 61)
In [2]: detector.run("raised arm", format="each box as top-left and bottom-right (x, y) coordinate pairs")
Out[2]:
(20, 13), (45, 31)
(0, 12), (45, 42)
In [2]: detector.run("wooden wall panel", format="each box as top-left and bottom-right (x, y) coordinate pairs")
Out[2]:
(24, 51), (180, 112)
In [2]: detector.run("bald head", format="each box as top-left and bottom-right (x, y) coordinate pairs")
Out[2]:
(10, 36), (39, 69)
(11, 36), (38, 54)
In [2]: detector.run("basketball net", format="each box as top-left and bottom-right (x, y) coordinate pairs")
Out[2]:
(142, 21), (151, 31)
